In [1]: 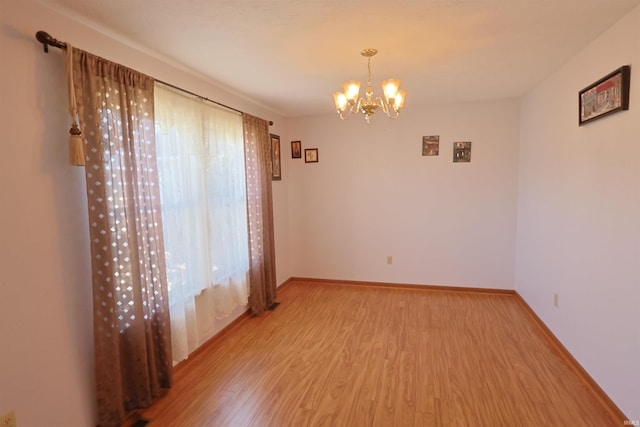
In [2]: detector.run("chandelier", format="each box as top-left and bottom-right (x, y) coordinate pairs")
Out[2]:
(332, 48), (406, 124)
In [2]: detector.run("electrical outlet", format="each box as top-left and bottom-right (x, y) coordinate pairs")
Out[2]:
(553, 293), (559, 308)
(386, 256), (393, 265)
(0, 411), (17, 427)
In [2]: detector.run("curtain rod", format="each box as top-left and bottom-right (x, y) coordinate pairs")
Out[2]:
(35, 31), (274, 126)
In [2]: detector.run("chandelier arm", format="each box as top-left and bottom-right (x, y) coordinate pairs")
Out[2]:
(376, 97), (389, 114)
(386, 109), (400, 119)
(338, 108), (354, 120)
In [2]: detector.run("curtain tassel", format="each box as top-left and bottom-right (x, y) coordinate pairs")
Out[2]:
(69, 122), (85, 166)
(66, 43), (85, 166)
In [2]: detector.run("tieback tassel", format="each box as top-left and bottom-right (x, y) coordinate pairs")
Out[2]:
(69, 122), (85, 166)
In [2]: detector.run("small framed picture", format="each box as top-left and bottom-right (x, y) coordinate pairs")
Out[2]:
(291, 140), (302, 159)
(270, 134), (281, 180)
(422, 135), (439, 156)
(305, 148), (318, 163)
(579, 65), (630, 126)
(453, 141), (471, 163)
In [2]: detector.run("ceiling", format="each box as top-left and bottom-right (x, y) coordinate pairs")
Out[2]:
(40, 0), (640, 117)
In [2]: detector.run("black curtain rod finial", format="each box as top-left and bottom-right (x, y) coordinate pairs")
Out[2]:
(36, 30), (66, 53)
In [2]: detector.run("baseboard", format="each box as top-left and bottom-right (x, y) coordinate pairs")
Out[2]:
(277, 277), (297, 290)
(288, 276), (516, 295)
(513, 292), (628, 425)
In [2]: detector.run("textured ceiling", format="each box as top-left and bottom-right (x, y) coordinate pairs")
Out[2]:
(40, 0), (640, 117)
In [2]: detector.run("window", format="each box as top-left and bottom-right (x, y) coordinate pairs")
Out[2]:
(154, 83), (249, 362)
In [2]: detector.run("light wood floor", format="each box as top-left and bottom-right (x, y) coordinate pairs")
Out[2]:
(130, 280), (618, 426)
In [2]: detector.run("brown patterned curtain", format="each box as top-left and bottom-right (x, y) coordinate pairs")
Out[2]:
(72, 49), (172, 426)
(242, 114), (277, 314)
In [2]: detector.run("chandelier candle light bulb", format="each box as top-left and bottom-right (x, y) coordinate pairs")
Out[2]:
(332, 48), (406, 123)
(381, 79), (400, 100)
(344, 81), (361, 101)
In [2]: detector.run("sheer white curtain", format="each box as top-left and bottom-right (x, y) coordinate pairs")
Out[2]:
(154, 83), (249, 363)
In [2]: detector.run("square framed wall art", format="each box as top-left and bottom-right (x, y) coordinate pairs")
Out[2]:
(422, 135), (439, 156)
(453, 141), (471, 163)
(305, 148), (318, 163)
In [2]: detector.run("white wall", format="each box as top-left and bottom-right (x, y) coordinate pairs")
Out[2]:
(516, 5), (640, 419)
(287, 99), (520, 289)
(0, 1), (291, 425)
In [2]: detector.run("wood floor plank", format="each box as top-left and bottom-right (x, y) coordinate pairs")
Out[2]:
(129, 280), (621, 427)
(394, 350), (417, 427)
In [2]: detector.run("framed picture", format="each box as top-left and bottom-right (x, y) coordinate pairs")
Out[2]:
(453, 141), (471, 163)
(305, 148), (318, 163)
(270, 134), (281, 180)
(422, 135), (439, 156)
(291, 140), (302, 159)
(579, 65), (630, 126)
